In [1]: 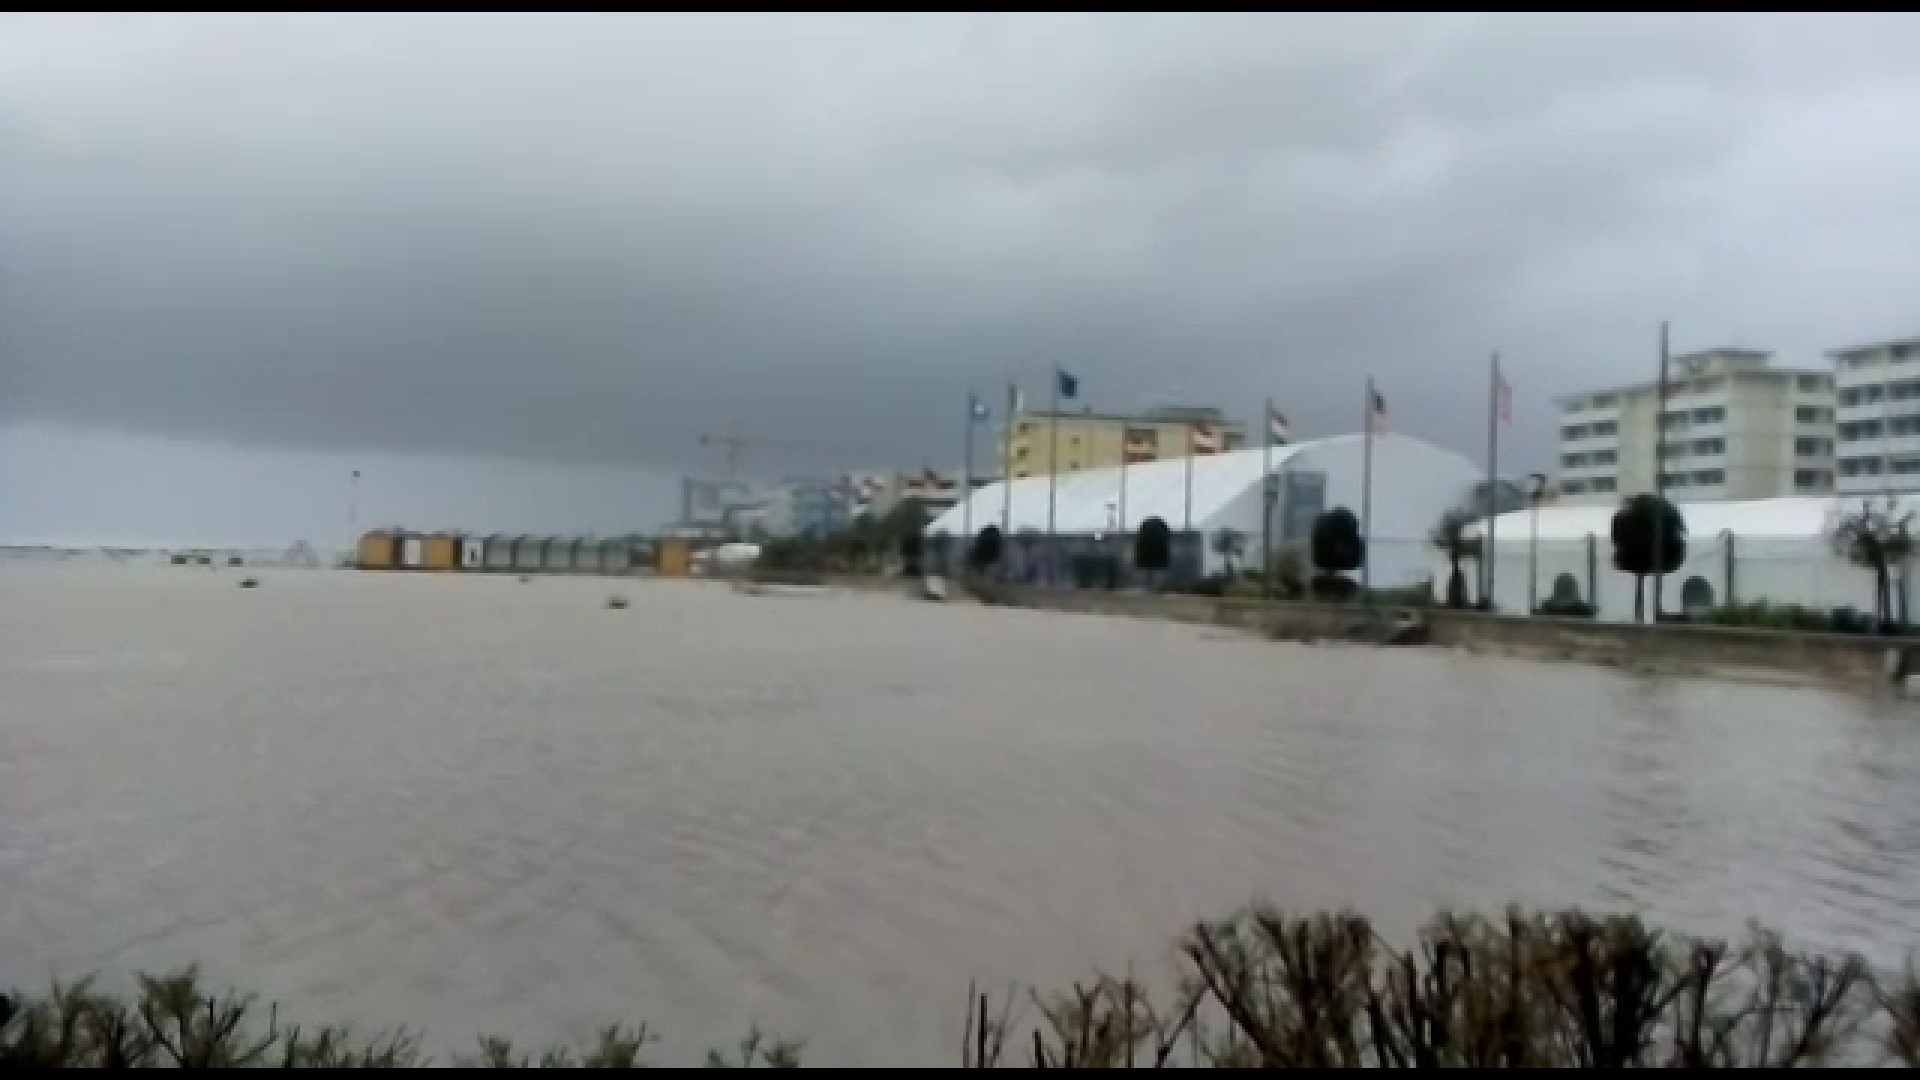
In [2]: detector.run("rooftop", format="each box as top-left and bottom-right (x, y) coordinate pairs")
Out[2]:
(1016, 406), (1241, 425)
(1554, 349), (1828, 407)
(1825, 335), (1920, 359)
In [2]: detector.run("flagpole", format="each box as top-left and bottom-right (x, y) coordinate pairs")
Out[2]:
(1261, 399), (1274, 598)
(1361, 379), (1374, 597)
(1001, 381), (1016, 542)
(962, 394), (976, 554)
(1485, 353), (1499, 610)
(1183, 421), (1195, 532)
(1047, 367), (1061, 585)
(1653, 320), (1670, 623)
(1118, 432), (1129, 537)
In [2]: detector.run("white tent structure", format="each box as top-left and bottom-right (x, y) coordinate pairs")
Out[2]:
(1453, 495), (1913, 622)
(926, 431), (1486, 587)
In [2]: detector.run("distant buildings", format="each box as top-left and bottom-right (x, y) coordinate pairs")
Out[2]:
(685, 469), (978, 540)
(1000, 405), (1248, 481)
(1831, 336), (1920, 497)
(1554, 348), (1835, 505)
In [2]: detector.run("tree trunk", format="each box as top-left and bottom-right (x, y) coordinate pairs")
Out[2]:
(1634, 575), (1645, 623)
(1877, 563), (1892, 632)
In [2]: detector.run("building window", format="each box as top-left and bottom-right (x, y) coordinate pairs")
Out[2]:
(1562, 479), (1587, 494)
(1661, 472), (1689, 488)
(1798, 374), (1830, 392)
(1794, 469), (1830, 490)
(1894, 458), (1920, 476)
(1690, 406), (1725, 425)
(1691, 469), (1723, 486)
(1591, 420), (1617, 437)
(1796, 406), (1830, 424)
(1690, 438), (1724, 456)
(1839, 419), (1886, 442)
(1593, 477), (1616, 493)
(1591, 394), (1617, 408)
(1839, 456), (1884, 477)
(1661, 413), (1690, 431)
(1561, 453), (1588, 469)
(1561, 424), (1589, 441)
(1593, 449), (1616, 465)
(1795, 437), (1831, 456)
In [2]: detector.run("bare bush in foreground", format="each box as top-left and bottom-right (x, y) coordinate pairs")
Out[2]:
(5, 907), (1917, 1067)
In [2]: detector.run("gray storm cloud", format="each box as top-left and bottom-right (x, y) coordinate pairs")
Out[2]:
(4, 13), (1920, 475)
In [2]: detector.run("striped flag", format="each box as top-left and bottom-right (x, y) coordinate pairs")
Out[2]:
(1268, 406), (1290, 446)
(1123, 425), (1158, 464)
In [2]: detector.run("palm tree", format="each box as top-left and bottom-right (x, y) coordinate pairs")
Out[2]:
(1832, 499), (1914, 632)
(1211, 528), (1246, 577)
(1429, 508), (1482, 609)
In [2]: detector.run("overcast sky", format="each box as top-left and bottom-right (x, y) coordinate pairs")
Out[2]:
(5, 13), (1920, 543)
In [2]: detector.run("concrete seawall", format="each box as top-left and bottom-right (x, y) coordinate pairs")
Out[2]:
(946, 582), (1910, 690)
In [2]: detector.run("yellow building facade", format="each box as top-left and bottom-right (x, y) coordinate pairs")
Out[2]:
(1000, 407), (1248, 481)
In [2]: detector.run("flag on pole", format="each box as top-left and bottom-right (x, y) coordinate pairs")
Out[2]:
(1368, 387), (1390, 433)
(1056, 369), (1079, 400)
(970, 395), (990, 424)
(1494, 366), (1513, 425)
(1268, 406), (1290, 446)
(1123, 425), (1158, 464)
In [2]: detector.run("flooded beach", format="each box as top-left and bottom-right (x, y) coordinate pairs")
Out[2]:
(2, 565), (1917, 1065)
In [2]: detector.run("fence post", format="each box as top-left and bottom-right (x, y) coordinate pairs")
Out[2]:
(1722, 528), (1736, 609)
(1585, 532), (1598, 617)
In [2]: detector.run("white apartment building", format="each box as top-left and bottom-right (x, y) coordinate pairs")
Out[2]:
(1831, 336), (1920, 497)
(1555, 348), (1835, 505)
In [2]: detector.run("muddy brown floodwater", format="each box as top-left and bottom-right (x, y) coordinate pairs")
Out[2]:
(3, 565), (1917, 1065)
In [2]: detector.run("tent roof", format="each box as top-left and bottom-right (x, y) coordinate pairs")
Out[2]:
(1466, 494), (1920, 543)
(928, 431), (1390, 536)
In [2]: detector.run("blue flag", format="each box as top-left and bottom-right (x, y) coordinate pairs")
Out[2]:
(1056, 369), (1079, 400)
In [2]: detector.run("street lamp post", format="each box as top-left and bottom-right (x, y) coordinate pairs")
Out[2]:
(348, 469), (362, 566)
(1527, 472), (1548, 613)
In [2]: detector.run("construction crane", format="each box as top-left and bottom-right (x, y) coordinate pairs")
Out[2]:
(697, 432), (866, 478)
(698, 433), (751, 478)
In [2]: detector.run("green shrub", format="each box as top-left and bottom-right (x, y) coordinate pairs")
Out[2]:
(1702, 600), (1841, 634)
